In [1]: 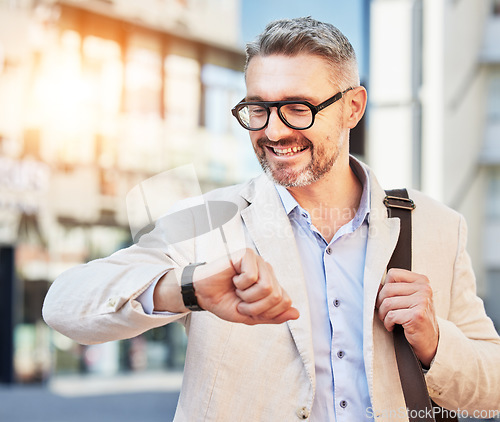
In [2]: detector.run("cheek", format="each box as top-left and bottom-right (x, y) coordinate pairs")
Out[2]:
(315, 110), (343, 132)
(249, 133), (260, 149)
(312, 123), (342, 147)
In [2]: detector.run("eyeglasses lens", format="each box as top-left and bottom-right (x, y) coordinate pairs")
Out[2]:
(237, 104), (313, 130)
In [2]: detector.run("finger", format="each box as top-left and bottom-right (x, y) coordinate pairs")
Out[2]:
(235, 284), (268, 303)
(235, 260), (276, 303)
(237, 265), (291, 317)
(252, 288), (293, 319)
(233, 251), (260, 290)
(385, 268), (424, 284)
(381, 308), (414, 332)
(242, 307), (300, 325)
(375, 282), (420, 309)
(240, 298), (300, 323)
(240, 299), (286, 320)
(261, 307), (300, 324)
(226, 248), (246, 271)
(236, 258), (278, 306)
(230, 248), (253, 272)
(237, 286), (285, 316)
(377, 294), (416, 322)
(377, 269), (431, 308)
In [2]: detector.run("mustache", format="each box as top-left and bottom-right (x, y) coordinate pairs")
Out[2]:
(256, 136), (312, 149)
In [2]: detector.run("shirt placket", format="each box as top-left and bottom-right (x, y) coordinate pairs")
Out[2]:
(324, 236), (352, 420)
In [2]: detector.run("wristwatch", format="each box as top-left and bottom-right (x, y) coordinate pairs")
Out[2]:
(180, 262), (206, 311)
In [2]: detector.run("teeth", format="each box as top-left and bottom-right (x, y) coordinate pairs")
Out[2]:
(272, 146), (306, 156)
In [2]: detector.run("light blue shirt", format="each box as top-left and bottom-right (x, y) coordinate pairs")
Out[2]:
(275, 160), (374, 422)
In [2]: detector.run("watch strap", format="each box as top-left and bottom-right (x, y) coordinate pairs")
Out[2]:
(181, 262), (206, 311)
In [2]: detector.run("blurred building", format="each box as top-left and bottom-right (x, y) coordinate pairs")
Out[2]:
(368, 0), (500, 326)
(0, 0), (258, 383)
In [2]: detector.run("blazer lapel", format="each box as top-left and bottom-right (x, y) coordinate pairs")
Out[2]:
(362, 169), (401, 402)
(239, 175), (316, 390)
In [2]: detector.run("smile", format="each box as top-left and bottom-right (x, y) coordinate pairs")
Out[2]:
(269, 146), (308, 157)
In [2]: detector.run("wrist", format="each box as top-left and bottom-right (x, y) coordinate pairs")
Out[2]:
(153, 269), (189, 313)
(416, 333), (439, 369)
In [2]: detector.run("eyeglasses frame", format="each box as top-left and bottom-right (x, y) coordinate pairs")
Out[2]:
(231, 87), (354, 131)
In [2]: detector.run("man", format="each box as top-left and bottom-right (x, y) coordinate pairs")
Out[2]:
(43, 17), (500, 421)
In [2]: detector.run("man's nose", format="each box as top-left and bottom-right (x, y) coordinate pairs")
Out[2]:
(264, 108), (294, 141)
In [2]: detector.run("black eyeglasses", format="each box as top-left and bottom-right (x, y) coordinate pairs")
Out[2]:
(231, 87), (354, 131)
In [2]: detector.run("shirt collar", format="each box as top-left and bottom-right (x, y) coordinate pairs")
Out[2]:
(275, 184), (300, 215)
(275, 156), (371, 224)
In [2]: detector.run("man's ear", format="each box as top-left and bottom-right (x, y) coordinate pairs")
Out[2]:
(344, 86), (367, 129)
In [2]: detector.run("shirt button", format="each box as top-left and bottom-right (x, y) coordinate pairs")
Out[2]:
(333, 299), (340, 307)
(107, 298), (117, 307)
(340, 400), (348, 408)
(296, 406), (310, 419)
(337, 350), (345, 359)
(326, 247), (332, 255)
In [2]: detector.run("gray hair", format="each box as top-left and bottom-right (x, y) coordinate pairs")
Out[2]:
(245, 17), (360, 90)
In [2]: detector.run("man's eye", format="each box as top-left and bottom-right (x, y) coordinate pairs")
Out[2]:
(249, 106), (266, 115)
(285, 105), (310, 114)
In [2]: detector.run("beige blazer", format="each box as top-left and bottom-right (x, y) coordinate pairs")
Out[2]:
(43, 162), (500, 421)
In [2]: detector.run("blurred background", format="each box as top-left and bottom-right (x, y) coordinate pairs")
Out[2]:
(0, 0), (499, 420)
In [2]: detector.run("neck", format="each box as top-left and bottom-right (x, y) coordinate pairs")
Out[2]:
(286, 155), (363, 242)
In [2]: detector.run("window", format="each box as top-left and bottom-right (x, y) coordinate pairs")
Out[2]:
(201, 64), (244, 135)
(164, 54), (200, 129)
(124, 34), (162, 115)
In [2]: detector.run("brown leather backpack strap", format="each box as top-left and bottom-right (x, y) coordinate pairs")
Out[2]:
(384, 189), (415, 270)
(384, 189), (459, 422)
(385, 189), (435, 422)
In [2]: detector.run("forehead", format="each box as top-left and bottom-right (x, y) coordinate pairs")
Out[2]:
(245, 54), (333, 100)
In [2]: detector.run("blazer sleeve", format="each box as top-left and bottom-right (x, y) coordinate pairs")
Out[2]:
(425, 214), (500, 412)
(42, 223), (192, 346)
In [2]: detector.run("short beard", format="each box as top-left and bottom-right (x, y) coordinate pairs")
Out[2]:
(254, 134), (345, 188)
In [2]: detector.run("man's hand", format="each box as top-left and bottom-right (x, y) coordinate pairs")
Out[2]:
(376, 268), (439, 367)
(193, 248), (300, 325)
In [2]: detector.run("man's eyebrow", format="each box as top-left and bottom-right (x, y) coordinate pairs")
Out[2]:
(244, 95), (315, 102)
(244, 95), (264, 102)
